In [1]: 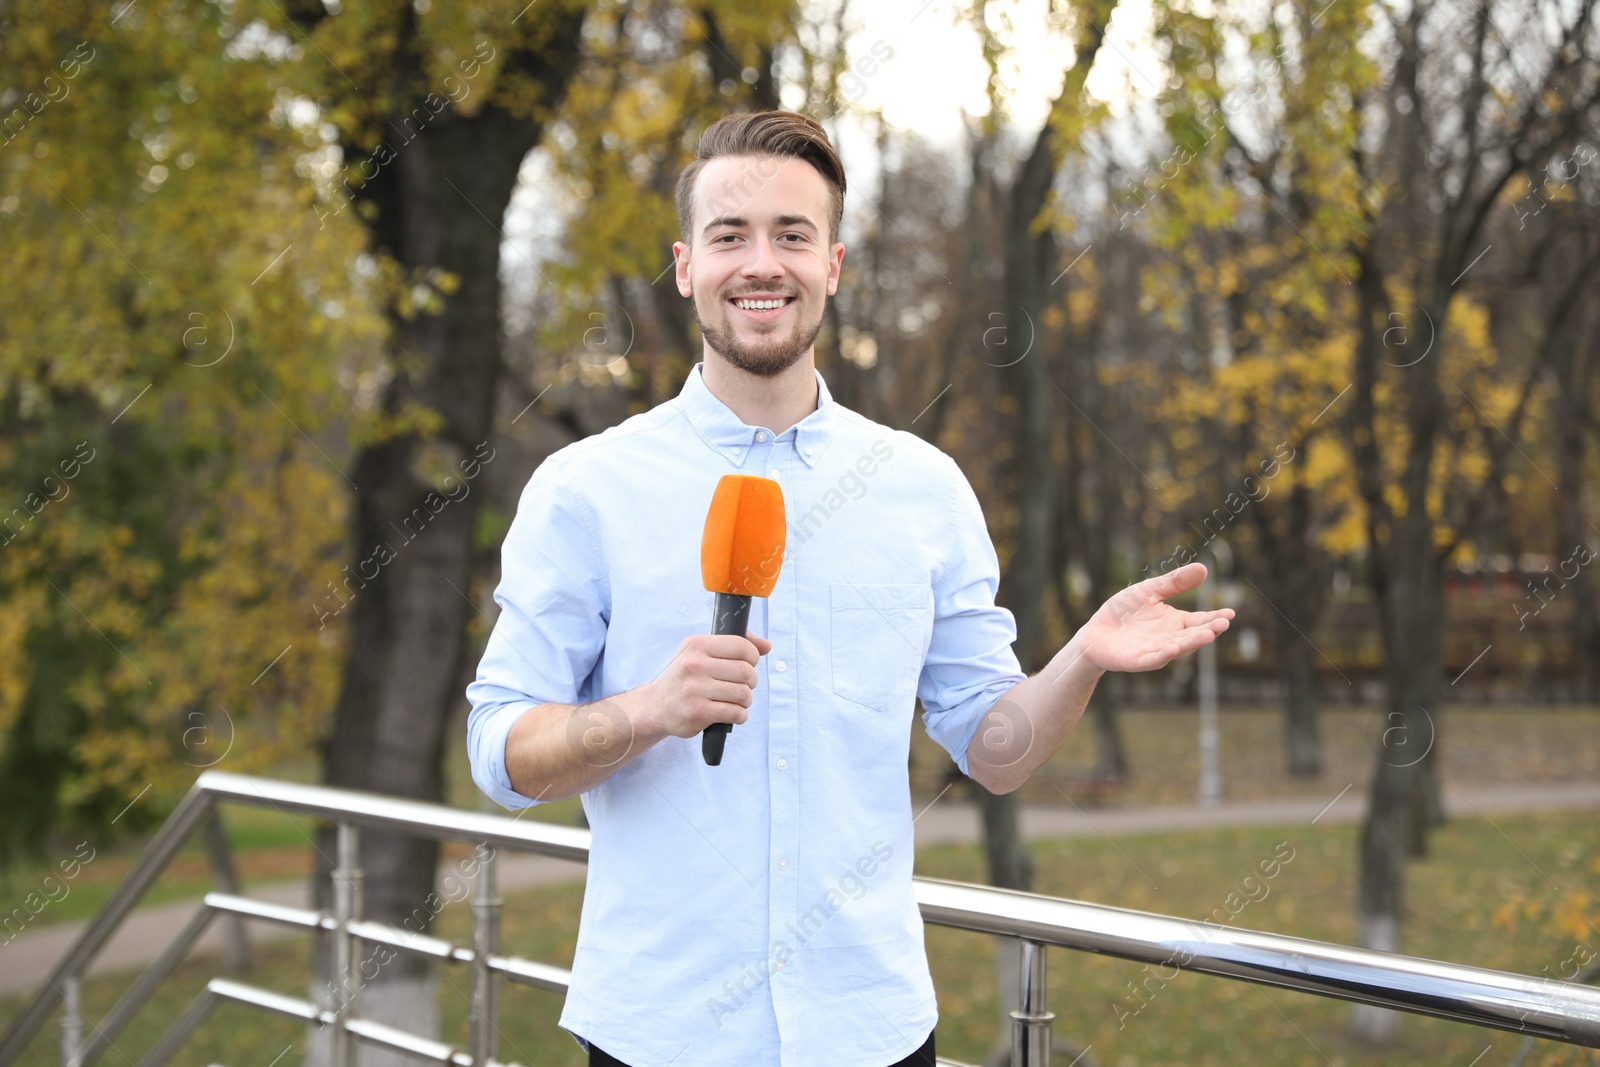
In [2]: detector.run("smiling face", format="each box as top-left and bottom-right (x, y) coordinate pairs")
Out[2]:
(674, 154), (845, 378)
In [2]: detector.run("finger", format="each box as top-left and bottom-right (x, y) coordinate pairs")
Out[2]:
(708, 634), (762, 664)
(1136, 625), (1218, 670)
(704, 656), (760, 687)
(1146, 561), (1207, 601)
(707, 679), (756, 708)
(1177, 606), (1234, 627)
(1133, 645), (1182, 672)
(1174, 626), (1221, 655)
(708, 697), (751, 724)
(744, 630), (773, 654)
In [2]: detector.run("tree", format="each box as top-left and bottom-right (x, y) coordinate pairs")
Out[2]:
(1140, 0), (1375, 778)
(0, 0), (379, 869)
(224, 1), (600, 1057)
(1341, 0), (1600, 1041)
(953, 2), (1119, 1061)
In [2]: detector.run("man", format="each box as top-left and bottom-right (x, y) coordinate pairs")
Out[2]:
(466, 110), (1232, 1067)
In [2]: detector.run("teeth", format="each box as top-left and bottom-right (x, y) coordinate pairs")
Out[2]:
(735, 298), (788, 310)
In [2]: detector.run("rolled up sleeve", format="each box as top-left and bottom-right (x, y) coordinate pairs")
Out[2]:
(466, 453), (609, 810)
(916, 456), (1028, 777)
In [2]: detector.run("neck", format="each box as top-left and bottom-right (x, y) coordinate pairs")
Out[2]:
(700, 351), (819, 437)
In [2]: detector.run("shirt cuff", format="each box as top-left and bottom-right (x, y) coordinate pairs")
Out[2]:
(470, 702), (547, 811)
(943, 676), (1026, 778)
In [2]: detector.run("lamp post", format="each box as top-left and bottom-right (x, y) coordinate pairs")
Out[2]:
(1197, 540), (1231, 806)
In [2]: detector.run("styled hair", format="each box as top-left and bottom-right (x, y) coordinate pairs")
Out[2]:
(675, 110), (846, 249)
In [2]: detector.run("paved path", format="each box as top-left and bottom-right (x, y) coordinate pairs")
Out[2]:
(4, 780), (1597, 1004)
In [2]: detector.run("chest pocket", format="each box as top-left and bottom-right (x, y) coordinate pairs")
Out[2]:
(829, 582), (933, 712)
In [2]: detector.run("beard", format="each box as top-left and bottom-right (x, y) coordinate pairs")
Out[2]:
(692, 292), (825, 379)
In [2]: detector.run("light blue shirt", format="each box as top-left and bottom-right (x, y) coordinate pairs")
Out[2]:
(466, 360), (1027, 1067)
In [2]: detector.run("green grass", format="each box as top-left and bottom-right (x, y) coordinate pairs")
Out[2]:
(6, 700), (1595, 939)
(2, 810), (1594, 1066)
(0, 711), (589, 932)
(0, 803), (325, 931)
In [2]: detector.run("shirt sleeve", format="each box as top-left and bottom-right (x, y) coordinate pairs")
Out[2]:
(466, 452), (610, 810)
(916, 455), (1029, 777)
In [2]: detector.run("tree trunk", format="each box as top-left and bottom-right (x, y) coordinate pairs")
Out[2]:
(980, 2), (1114, 1044)
(1088, 681), (1128, 779)
(1353, 494), (1446, 1044)
(976, 105), (1061, 1067)
(304, 14), (586, 1063)
(1280, 481), (1324, 777)
(1281, 633), (1321, 778)
(1079, 538), (1128, 778)
(1250, 473), (1326, 778)
(1553, 330), (1598, 702)
(977, 782), (1035, 1067)
(1348, 229), (1451, 1043)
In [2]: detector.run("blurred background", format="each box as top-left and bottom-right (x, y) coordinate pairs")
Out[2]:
(1, 0), (1598, 1064)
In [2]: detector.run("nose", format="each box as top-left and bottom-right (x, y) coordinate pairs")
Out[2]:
(740, 232), (783, 282)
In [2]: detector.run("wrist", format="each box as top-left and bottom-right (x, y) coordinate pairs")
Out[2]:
(1060, 630), (1109, 681)
(616, 680), (667, 746)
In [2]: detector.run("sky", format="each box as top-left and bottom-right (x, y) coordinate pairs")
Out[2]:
(503, 0), (1180, 319)
(814, 0), (1172, 243)
(816, 0), (1165, 143)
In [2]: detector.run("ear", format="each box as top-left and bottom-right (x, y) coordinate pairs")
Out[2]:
(826, 239), (845, 296)
(673, 241), (692, 297)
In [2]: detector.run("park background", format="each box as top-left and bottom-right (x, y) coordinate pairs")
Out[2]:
(1, 0), (1598, 1064)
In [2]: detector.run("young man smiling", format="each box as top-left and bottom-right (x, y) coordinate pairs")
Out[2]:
(467, 110), (1232, 1067)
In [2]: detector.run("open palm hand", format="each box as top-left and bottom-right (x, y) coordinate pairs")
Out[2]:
(1077, 562), (1234, 673)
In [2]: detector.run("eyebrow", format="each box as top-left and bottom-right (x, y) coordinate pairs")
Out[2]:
(701, 213), (819, 237)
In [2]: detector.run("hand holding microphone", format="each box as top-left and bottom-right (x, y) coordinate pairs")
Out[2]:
(645, 629), (772, 742)
(697, 474), (786, 764)
(631, 474), (784, 765)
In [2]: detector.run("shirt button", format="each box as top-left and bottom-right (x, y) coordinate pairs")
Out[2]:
(777, 858), (788, 871)
(732, 447), (742, 455)
(774, 660), (786, 671)
(777, 759), (788, 770)
(805, 447), (814, 455)
(769, 468), (779, 478)
(756, 431), (768, 442)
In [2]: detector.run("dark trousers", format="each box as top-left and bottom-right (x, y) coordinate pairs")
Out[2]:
(587, 1028), (936, 1067)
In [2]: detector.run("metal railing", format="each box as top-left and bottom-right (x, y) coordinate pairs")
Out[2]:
(3, 770), (1599, 1067)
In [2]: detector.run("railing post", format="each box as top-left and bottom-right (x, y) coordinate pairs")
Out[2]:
(202, 806), (252, 973)
(332, 821), (363, 1067)
(58, 974), (81, 1067)
(1010, 938), (1054, 1067)
(469, 842), (501, 1067)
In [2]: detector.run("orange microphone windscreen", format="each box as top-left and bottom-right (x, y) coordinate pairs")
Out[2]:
(701, 474), (786, 598)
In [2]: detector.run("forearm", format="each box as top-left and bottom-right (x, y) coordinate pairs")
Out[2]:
(966, 632), (1105, 795)
(504, 683), (669, 803)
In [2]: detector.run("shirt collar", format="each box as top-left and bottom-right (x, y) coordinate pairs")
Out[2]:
(675, 360), (836, 469)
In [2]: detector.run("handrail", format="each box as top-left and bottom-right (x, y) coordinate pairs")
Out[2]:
(916, 880), (1600, 1046)
(4, 770), (1600, 1066)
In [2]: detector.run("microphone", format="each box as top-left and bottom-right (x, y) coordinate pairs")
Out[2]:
(699, 474), (786, 765)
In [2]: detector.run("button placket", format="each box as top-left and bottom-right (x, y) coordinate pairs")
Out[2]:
(755, 435), (801, 1045)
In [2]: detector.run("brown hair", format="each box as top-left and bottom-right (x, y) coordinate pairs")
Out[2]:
(675, 110), (847, 249)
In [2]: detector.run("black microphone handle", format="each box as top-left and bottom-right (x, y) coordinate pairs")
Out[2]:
(702, 592), (753, 766)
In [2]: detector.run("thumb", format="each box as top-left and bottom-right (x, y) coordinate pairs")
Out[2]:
(746, 631), (773, 654)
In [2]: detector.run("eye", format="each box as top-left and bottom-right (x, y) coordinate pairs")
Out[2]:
(780, 233), (805, 243)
